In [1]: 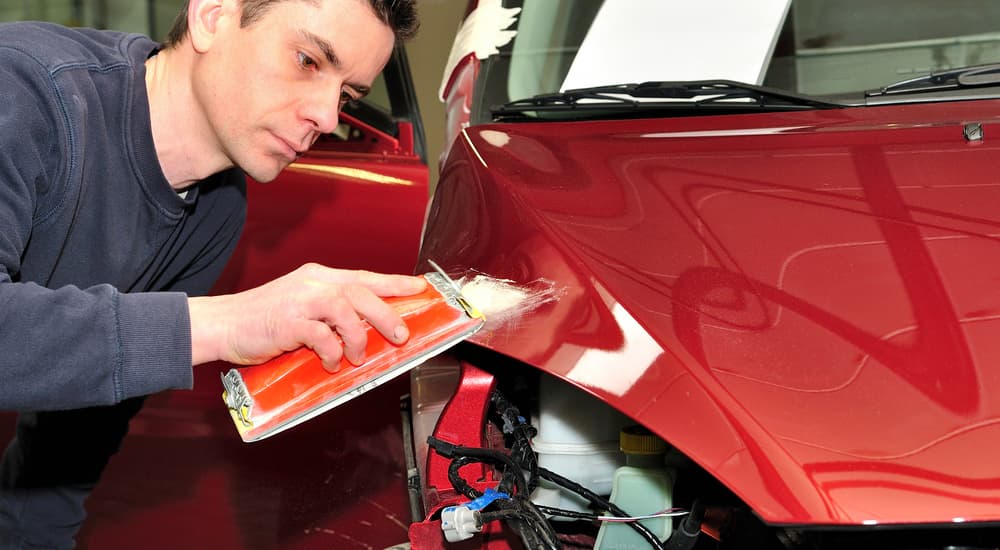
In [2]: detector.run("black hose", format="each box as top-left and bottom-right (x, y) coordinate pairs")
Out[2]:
(664, 499), (704, 550)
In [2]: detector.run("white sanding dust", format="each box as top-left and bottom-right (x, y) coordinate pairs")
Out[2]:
(459, 273), (561, 326)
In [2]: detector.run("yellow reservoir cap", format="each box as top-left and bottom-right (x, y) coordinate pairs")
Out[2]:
(619, 425), (668, 455)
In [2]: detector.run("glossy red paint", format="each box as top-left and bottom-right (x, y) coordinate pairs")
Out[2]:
(419, 98), (1000, 525)
(213, 114), (429, 292)
(439, 53), (479, 170)
(419, 362), (496, 511)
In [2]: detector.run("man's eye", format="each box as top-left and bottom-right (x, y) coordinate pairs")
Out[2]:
(340, 90), (357, 107)
(297, 52), (317, 70)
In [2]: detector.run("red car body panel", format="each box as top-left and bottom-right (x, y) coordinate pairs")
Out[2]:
(213, 115), (429, 290)
(418, 99), (1000, 526)
(439, 53), (479, 169)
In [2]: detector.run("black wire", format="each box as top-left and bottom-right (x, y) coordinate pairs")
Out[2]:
(539, 466), (667, 550)
(535, 505), (599, 521)
(518, 494), (562, 549)
(490, 391), (541, 493)
(487, 389), (561, 548)
(446, 455), (484, 500)
(427, 436), (527, 495)
(504, 510), (544, 550)
(486, 389), (669, 550)
(428, 436), (559, 548)
(480, 508), (528, 523)
(488, 497), (561, 550)
(537, 503), (694, 541)
(430, 388), (680, 550)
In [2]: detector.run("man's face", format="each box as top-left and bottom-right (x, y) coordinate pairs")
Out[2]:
(192, 0), (395, 182)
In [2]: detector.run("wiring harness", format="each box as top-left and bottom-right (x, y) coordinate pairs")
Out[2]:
(426, 389), (705, 549)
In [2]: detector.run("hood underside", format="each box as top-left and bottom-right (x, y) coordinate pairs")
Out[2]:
(419, 99), (1000, 525)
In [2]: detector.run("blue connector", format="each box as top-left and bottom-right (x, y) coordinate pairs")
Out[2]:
(440, 489), (511, 542)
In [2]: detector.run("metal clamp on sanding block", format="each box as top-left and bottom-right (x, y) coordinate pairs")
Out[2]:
(427, 259), (484, 320)
(221, 369), (253, 427)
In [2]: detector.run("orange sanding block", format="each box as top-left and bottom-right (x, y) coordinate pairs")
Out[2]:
(221, 267), (484, 442)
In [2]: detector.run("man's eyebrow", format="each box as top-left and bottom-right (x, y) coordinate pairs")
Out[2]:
(299, 29), (371, 97)
(301, 29), (340, 67)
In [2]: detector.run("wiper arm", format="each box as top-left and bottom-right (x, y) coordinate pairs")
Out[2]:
(492, 80), (844, 117)
(867, 63), (1000, 98)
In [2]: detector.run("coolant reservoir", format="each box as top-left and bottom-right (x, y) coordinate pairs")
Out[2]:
(594, 425), (675, 549)
(530, 374), (631, 514)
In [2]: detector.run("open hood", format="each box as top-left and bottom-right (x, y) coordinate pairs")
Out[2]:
(418, 100), (1000, 526)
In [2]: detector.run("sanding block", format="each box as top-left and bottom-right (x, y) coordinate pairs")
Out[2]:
(221, 263), (483, 442)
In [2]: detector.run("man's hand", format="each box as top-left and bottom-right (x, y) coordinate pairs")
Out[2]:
(188, 264), (427, 371)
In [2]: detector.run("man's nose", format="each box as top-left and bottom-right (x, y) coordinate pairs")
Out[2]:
(302, 86), (341, 135)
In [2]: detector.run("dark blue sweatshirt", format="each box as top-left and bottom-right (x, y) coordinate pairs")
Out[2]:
(0, 22), (246, 411)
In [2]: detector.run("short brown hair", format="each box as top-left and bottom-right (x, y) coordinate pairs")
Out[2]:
(163, 0), (419, 48)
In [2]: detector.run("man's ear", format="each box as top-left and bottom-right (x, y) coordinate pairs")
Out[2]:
(187, 0), (234, 53)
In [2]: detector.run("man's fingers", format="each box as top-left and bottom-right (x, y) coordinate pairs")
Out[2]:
(296, 264), (427, 297)
(340, 283), (411, 346)
(198, 266), (427, 370)
(294, 319), (347, 372)
(356, 270), (427, 297)
(333, 318), (368, 366)
(296, 286), (367, 364)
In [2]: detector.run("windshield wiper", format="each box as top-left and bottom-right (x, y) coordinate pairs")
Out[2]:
(491, 80), (845, 118)
(866, 63), (1000, 102)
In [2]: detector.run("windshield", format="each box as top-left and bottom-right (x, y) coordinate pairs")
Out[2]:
(470, 0), (1000, 122)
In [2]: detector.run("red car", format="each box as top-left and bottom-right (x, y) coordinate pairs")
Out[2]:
(406, 1), (1000, 549)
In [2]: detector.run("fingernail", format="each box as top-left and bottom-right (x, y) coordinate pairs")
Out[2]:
(394, 324), (409, 343)
(323, 361), (342, 374)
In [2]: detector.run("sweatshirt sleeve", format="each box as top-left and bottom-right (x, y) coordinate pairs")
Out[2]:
(0, 282), (193, 411)
(0, 44), (193, 412)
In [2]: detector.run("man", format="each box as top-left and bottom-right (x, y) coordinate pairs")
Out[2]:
(0, 0), (419, 546)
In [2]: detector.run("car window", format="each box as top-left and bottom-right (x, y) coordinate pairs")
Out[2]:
(363, 73), (392, 114)
(767, 0), (1000, 95)
(473, 0), (1000, 122)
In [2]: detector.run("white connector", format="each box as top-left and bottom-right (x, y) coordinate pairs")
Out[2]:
(440, 505), (483, 542)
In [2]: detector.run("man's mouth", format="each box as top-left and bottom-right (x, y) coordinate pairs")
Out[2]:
(273, 133), (304, 162)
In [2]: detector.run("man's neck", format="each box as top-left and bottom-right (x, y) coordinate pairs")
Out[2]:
(145, 46), (232, 190)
